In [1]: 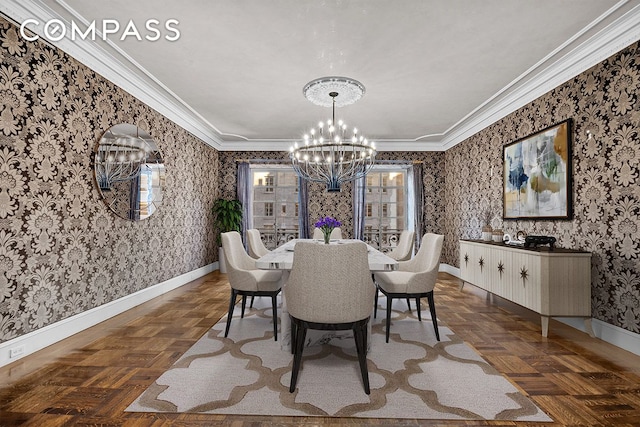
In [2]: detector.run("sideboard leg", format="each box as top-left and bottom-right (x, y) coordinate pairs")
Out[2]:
(485, 292), (493, 303)
(541, 316), (549, 337)
(459, 281), (465, 291)
(584, 318), (595, 338)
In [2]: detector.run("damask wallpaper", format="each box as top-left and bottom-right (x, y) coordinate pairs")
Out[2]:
(2, 10), (637, 347)
(217, 151), (446, 239)
(0, 18), (219, 343)
(444, 41), (640, 333)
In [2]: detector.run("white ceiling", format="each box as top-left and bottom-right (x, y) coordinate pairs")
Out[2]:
(3, 0), (640, 151)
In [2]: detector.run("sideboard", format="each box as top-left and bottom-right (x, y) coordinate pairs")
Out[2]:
(459, 240), (593, 338)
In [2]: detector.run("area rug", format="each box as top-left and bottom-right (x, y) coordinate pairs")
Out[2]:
(126, 296), (552, 422)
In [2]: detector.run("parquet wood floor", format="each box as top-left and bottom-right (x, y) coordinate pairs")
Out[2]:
(1, 272), (639, 426)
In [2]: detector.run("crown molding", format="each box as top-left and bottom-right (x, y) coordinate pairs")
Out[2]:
(439, 1), (640, 150)
(2, 1), (639, 153)
(0, 0), (224, 150)
(219, 139), (444, 152)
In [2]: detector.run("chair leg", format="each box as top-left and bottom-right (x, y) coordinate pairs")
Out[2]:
(241, 295), (247, 318)
(406, 298), (412, 312)
(224, 289), (238, 338)
(290, 317), (297, 355)
(250, 295), (255, 308)
(271, 293), (278, 341)
(289, 320), (307, 393)
(362, 319), (368, 356)
(385, 295), (393, 343)
(374, 287), (379, 319)
(426, 291), (440, 341)
(416, 297), (422, 321)
(353, 321), (370, 394)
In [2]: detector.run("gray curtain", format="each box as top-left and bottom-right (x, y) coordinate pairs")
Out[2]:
(236, 161), (251, 250)
(352, 176), (366, 240)
(129, 175), (140, 221)
(410, 163), (424, 249)
(298, 177), (310, 238)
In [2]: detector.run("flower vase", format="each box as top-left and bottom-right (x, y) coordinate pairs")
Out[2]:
(315, 216), (341, 244)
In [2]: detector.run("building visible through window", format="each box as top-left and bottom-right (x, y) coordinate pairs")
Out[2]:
(251, 166), (410, 252)
(252, 168), (299, 249)
(360, 168), (409, 252)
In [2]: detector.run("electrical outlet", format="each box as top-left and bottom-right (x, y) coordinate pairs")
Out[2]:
(9, 345), (25, 359)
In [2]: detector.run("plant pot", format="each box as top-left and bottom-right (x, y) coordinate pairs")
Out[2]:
(218, 247), (227, 273)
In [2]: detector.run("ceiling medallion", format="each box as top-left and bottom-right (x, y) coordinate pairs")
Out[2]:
(302, 76), (366, 108)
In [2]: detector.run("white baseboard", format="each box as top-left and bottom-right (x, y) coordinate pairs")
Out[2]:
(439, 263), (460, 277)
(556, 317), (640, 356)
(440, 263), (640, 357)
(0, 262), (218, 368)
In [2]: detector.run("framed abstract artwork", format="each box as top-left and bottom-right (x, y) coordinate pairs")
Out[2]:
(503, 119), (573, 220)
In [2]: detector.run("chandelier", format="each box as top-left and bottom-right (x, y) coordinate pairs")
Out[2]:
(95, 126), (149, 191)
(290, 77), (376, 192)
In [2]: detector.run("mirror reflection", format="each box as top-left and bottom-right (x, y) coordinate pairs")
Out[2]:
(94, 123), (165, 221)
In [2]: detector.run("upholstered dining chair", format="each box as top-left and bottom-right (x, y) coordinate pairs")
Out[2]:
(245, 228), (272, 308)
(387, 230), (415, 261)
(373, 233), (444, 343)
(312, 227), (343, 240)
(221, 231), (283, 341)
(247, 228), (270, 259)
(384, 229), (415, 311)
(285, 241), (375, 394)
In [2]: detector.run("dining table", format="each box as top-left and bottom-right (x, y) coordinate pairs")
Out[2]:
(255, 238), (398, 351)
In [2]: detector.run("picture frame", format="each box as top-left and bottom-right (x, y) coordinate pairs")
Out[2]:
(503, 119), (573, 220)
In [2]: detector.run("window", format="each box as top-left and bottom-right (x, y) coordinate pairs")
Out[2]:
(264, 175), (274, 193)
(361, 168), (409, 252)
(252, 168), (300, 249)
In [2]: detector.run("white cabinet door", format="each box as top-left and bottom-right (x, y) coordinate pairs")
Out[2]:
(510, 250), (541, 312)
(460, 241), (474, 283)
(489, 246), (512, 301)
(472, 244), (490, 291)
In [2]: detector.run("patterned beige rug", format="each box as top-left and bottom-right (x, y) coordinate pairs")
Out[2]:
(126, 296), (552, 421)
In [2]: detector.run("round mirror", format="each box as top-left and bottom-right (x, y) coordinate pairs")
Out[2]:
(94, 123), (165, 221)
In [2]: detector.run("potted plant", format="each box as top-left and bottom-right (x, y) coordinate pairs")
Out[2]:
(212, 198), (243, 273)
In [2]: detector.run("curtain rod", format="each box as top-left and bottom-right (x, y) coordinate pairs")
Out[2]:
(234, 159), (423, 165)
(235, 159), (288, 163)
(374, 160), (424, 164)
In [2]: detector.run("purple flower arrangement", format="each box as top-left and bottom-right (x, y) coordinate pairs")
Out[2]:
(315, 216), (341, 243)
